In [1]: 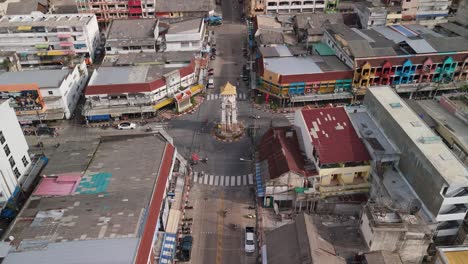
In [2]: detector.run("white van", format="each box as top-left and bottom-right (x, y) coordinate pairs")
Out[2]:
(207, 77), (214, 88)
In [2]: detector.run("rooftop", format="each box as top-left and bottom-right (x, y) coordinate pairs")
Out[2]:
(0, 68), (70, 88)
(154, 0), (213, 12)
(417, 100), (468, 152)
(105, 19), (156, 47)
(101, 51), (194, 67)
(326, 23), (468, 58)
(89, 65), (176, 86)
(346, 107), (400, 162)
(266, 213), (346, 264)
(258, 127), (316, 180)
(367, 87), (468, 187)
(0, 14), (96, 27)
(167, 18), (202, 34)
(363, 251), (403, 264)
(436, 246), (468, 264)
(300, 107), (371, 164)
(264, 55), (350, 75)
(258, 45), (293, 58)
(3, 135), (174, 263)
(256, 15), (282, 30)
(6, 0), (45, 15)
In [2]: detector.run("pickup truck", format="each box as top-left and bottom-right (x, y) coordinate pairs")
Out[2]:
(245, 227), (255, 253)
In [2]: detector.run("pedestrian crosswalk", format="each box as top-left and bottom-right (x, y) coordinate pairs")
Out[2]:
(192, 172), (254, 187)
(206, 93), (248, 101)
(284, 113), (295, 125)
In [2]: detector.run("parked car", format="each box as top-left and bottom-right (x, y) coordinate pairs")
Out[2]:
(36, 125), (55, 136)
(117, 122), (136, 130)
(245, 227), (255, 253)
(179, 236), (193, 261)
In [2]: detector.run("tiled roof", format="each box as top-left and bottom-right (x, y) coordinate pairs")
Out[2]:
(259, 127), (316, 179)
(300, 107), (370, 164)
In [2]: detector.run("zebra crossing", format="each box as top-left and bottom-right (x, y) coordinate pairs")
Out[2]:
(284, 112), (295, 125)
(206, 93), (248, 101)
(192, 172), (254, 187)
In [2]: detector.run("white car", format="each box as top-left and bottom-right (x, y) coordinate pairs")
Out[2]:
(117, 122), (136, 130)
(245, 227), (255, 253)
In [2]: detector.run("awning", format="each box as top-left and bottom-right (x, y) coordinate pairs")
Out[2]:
(159, 233), (177, 264)
(255, 163), (265, 197)
(87, 114), (111, 121)
(17, 26), (32, 31)
(154, 97), (173, 110)
(35, 44), (49, 49)
(191, 153), (199, 162)
(190, 84), (203, 95)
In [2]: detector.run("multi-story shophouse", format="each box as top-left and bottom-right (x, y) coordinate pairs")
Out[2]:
(0, 62), (89, 123)
(294, 107), (372, 198)
(323, 23), (468, 98)
(0, 14), (99, 67)
(76, 0), (156, 28)
(0, 100), (31, 210)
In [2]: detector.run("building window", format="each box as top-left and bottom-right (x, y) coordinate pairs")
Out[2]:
(9, 156), (15, 168)
(22, 155), (29, 167)
(48, 91), (54, 95)
(3, 144), (10, 156)
(0, 131), (5, 145)
(13, 168), (20, 178)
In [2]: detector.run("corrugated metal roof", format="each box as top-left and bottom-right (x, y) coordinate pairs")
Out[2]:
(0, 69), (69, 88)
(3, 238), (139, 264)
(405, 39), (437, 54)
(300, 107), (371, 164)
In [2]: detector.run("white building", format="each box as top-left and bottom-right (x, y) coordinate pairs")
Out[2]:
(364, 86), (468, 240)
(0, 61), (89, 123)
(160, 18), (206, 52)
(0, 14), (100, 67)
(265, 0), (327, 14)
(105, 19), (158, 55)
(0, 100), (31, 207)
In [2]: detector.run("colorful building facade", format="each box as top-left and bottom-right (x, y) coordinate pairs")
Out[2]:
(353, 53), (468, 91)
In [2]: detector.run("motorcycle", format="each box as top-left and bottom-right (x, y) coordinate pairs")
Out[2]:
(248, 206), (256, 210)
(245, 214), (256, 219)
(222, 209), (228, 217)
(184, 205), (194, 209)
(182, 217), (193, 222)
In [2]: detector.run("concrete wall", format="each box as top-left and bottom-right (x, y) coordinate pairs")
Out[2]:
(364, 91), (446, 217)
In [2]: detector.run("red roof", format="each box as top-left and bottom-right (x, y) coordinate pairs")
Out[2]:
(259, 127), (316, 179)
(134, 143), (175, 264)
(85, 78), (166, 96)
(300, 107), (370, 164)
(179, 60), (195, 78)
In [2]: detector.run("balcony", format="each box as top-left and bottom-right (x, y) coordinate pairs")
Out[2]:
(57, 33), (71, 39)
(319, 177), (370, 197)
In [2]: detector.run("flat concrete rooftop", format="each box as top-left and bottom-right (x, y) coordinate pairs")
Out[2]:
(368, 87), (468, 187)
(4, 135), (170, 252)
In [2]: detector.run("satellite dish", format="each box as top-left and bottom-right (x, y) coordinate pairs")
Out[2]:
(8, 236), (14, 242)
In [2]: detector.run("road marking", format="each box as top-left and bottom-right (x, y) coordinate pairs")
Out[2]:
(215, 192), (225, 264)
(219, 175), (224, 186)
(193, 172), (198, 183)
(248, 173), (254, 185)
(203, 174), (209, 185)
(236, 176), (241, 186)
(231, 176), (236, 186)
(242, 175), (247, 185)
(209, 175), (214, 185)
(198, 174), (204, 184)
(215, 175), (220, 186)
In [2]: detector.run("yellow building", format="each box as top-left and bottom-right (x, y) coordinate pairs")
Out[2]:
(433, 246), (468, 264)
(295, 107), (372, 197)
